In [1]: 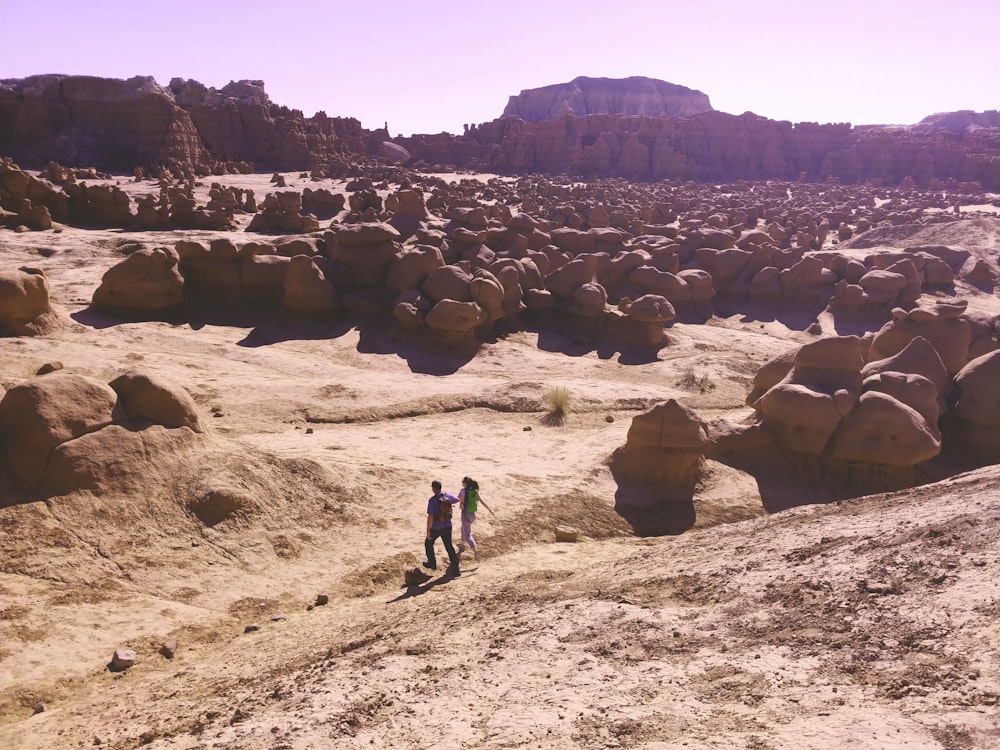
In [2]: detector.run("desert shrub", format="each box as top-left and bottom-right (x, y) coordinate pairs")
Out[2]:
(542, 386), (571, 426)
(678, 367), (715, 393)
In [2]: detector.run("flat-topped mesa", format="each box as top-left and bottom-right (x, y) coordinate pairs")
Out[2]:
(502, 76), (714, 122)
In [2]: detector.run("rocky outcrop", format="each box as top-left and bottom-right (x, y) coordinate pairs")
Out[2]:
(503, 76), (713, 121)
(0, 75), (208, 171)
(0, 75), (374, 173)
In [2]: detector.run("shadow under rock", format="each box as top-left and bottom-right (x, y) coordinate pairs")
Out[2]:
(613, 480), (696, 537)
(354, 319), (481, 376)
(236, 315), (355, 346)
(718, 296), (829, 331)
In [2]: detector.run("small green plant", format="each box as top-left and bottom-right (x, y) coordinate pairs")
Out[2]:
(542, 386), (571, 426)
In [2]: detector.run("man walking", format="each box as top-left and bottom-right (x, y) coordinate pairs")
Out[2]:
(424, 480), (461, 576)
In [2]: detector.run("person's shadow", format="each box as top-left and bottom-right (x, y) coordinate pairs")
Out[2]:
(387, 571), (460, 602)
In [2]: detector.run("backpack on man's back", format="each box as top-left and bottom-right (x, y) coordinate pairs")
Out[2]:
(436, 493), (452, 524)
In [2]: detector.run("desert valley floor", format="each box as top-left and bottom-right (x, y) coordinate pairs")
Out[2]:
(0, 172), (998, 750)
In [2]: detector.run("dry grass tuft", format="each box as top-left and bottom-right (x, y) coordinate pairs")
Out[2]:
(542, 386), (572, 426)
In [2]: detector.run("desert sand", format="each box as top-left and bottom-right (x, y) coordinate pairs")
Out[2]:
(1, 171), (998, 750)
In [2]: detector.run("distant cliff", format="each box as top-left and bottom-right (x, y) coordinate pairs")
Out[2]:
(503, 76), (713, 121)
(0, 75), (997, 190)
(399, 111), (1000, 190)
(0, 75), (374, 173)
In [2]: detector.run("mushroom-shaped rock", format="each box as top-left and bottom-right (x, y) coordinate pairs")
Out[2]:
(0, 373), (122, 487)
(829, 391), (941, 467)
(282, 256), (338, 313)
(92, 247), (184, 311)
(0, 266), (53, 335)
(948, 350), (1000, 463)
(695, 247), (752, 294)
(109, 370), (203, 433)
(611, 399), (707, 484)
(624, 294), (675, 325)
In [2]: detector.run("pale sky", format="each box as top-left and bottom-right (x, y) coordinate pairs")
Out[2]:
(1, 0), (997, 137)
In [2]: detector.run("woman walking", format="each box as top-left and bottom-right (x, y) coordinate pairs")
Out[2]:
(457, 476), (492, 562)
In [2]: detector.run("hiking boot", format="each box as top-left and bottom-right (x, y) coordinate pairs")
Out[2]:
(421, 561), (437, 570)
(474, 549), (481, 562)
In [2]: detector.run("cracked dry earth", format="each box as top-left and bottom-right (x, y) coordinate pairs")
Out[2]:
(0, 182), (998, 750)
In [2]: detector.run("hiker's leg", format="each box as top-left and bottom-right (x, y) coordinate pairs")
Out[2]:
(423, 533), (437, 569)
(442, 527), (459, 571)
(462, 512), (476, 551)
(463, 512), (478, 553)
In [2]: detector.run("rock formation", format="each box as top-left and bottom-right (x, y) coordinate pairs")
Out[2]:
(0, 369), (205, 497)
(0, 266), (59, 335)
(2, 75), (997, 189)
(502, 76), (713, 121)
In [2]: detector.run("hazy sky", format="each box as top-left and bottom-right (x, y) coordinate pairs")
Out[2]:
(1, 0), (997, 137)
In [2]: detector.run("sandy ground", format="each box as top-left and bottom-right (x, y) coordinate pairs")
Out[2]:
(0, 175), (998, 750)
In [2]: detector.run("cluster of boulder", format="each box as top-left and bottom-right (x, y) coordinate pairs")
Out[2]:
(0, 370), (204, 499)
(84, 171), (999, 353)
(614, 302), (1000, 493)
(0, 157), (259, 231)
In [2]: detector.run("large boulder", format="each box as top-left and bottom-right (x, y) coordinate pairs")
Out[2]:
(947, 350), (1000, 463)
(611, 399), (707, 485)
(109, 370), (203, 433)
(0, 266), (55, 335)
(92, 247), (184, 311)
(0, 373), (123, 487)
(829, 391), (941, 467)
